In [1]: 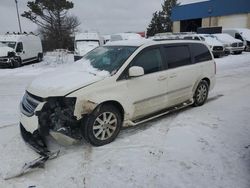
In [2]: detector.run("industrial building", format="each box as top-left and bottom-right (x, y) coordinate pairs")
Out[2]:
(172, 0), (250, 32)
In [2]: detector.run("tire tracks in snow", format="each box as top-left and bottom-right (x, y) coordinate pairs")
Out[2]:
(0, 123), (17, 130)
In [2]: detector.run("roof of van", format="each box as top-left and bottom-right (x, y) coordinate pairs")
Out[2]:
(75, 33), (100, 40)
(105, 38), (208, 47)
(0, 34), (39, 42)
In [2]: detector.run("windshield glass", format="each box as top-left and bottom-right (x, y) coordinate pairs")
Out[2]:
(76, 40), (100, 49)
(82, 46), (137, 74)
(0, 41), (16, 49)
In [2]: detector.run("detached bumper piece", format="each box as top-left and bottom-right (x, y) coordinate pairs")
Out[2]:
(20, 123), (50, 156)
(4, 124), (60, 180)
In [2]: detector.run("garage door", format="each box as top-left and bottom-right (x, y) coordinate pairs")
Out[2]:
(218, 14), (248, 28)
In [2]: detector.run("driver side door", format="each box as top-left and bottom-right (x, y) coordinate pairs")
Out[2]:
(124, 46), (168, 120)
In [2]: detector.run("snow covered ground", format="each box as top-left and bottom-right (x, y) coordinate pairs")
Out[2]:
(0, 52), (250, 188)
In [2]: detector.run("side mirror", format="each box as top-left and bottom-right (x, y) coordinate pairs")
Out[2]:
(129, 66), (144, 77)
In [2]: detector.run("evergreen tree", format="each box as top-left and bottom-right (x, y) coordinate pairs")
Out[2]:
(146, 11), (165, 37)
(22, 0), (80, 51)
(147, 0), (178, 37)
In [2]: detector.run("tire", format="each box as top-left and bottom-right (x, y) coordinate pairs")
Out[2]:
(37, 53), (43, 62)
(13, 57), (22, 68)
(82, 104), (122, 146)
(193, 80), (209, 107)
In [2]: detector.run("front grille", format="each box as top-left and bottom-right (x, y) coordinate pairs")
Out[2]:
(231, 43), (237, 47)
(21, 92), (41, 117)
(213, 46), (223, 51)
(239, 42), (244, 47)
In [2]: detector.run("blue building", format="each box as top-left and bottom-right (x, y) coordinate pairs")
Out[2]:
(171, 0), (250, 32)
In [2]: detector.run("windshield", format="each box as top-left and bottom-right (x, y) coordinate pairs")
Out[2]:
(82, 46), (137, 74)
(0, 41), (16, 49)
(76, 40), (100, 49)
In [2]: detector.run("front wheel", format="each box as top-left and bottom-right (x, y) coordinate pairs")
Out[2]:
(193, 80), (209, 107)
(83, 104), (122, 146)
(13, 57), (22, 68)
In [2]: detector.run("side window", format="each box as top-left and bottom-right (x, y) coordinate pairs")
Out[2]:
(190, 43), (212, 63)
(131, 48), (163, 74)
(164, 45), (191, 69)
(16, 42), (23, 53)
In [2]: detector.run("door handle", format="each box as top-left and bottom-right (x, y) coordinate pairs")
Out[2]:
(169, 74), (177, 78)
(158, 75), (167, 81)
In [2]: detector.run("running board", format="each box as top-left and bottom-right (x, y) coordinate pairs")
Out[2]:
(127, 100), (193, 126)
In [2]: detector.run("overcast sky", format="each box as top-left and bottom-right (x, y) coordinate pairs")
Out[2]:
(0, 0), (207, 35)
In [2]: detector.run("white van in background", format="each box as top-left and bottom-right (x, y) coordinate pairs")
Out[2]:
(110, 33), (143, 42)
(74, 32), (104, 61)
(223, 28), (250, 51)
(0, 33), (43, 68)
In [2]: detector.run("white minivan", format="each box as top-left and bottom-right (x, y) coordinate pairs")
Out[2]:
(0, 33), (43, 68)
(19, 39), (215, 152)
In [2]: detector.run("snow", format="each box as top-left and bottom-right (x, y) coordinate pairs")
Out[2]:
(0, 52), (250, 187)
(199, 34), (224, 46)
(213, 33), (241, 44)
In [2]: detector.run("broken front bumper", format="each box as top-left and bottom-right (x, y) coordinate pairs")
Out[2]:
(20, 123), (50, 156)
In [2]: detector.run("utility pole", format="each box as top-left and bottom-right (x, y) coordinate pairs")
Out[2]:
(14, 0), (22, 33)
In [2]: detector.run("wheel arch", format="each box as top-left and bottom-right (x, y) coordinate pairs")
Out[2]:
(193, 77), (210, 93)
(96, 100), (125, 122)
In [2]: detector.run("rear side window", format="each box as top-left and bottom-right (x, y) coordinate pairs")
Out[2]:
(164, 46), (191, 69)
(131, 48), (163, 74)
(190, 43), (212, 63)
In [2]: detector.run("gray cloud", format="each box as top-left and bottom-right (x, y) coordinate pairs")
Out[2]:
(0, 0), (200, 35)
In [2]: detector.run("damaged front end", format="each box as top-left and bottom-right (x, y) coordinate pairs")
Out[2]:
(20, 92), (82, 155)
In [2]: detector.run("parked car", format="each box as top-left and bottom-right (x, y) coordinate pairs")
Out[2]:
(212, 33), (244, 54)
(74, 32), (104, 61)
(182, 34), (225, 58)
(223, 28), (250, 51)
(0, 33), (43, 68)
(20, 39), (215, 150)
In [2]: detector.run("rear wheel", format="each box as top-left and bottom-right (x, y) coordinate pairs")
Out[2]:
(83, 104), (122, 146)
(193, 80), (209, 107)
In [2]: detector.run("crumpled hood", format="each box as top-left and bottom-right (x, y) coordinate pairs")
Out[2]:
(0, 46), (14, 57)
(27, 61), (110, 98)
